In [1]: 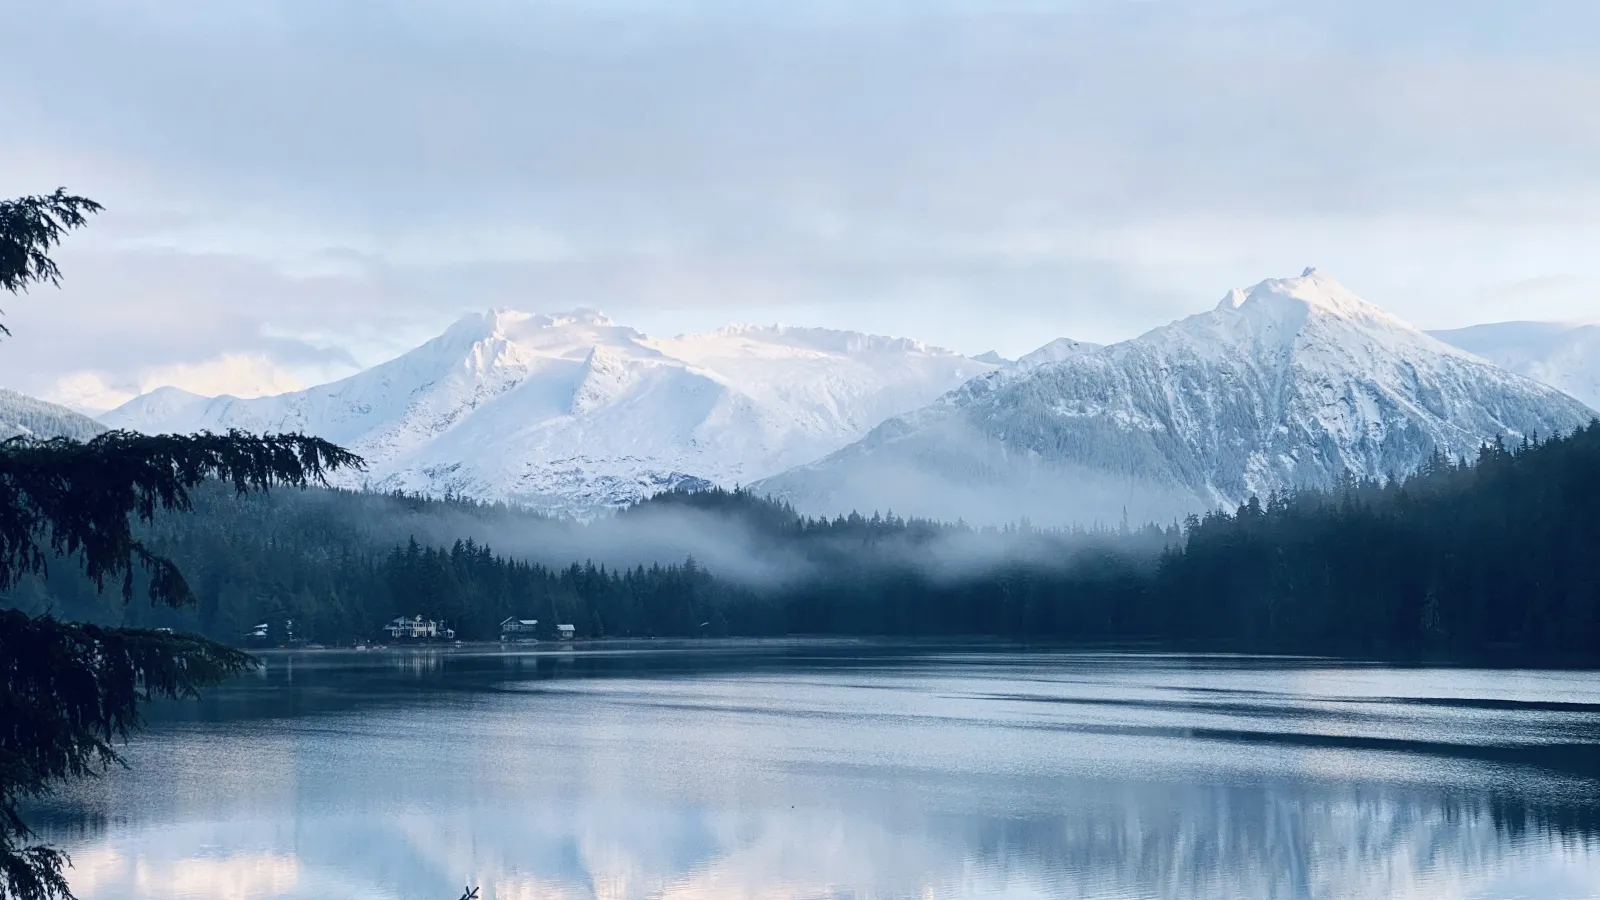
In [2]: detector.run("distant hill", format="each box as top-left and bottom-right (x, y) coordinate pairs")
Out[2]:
(0, 388), (107, 441)
(1431, 320), (1600, 410)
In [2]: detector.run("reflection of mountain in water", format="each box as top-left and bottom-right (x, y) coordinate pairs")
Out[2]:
(31, 647), (1600, 899)
(42, 779), (1600, 899)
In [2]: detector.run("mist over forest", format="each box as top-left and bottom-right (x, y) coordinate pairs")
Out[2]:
(8, 421), (1599, 663)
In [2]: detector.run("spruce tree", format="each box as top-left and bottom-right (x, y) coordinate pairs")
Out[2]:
(0, 191), (362, 900)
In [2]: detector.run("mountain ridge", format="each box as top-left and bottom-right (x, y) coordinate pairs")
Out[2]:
(102, 312), (999, 515)
(98, 276), (1598, 525)
(752, 271), (1596, 525)
(0, 388), (107, 442)
(1431, 320), (1600, 410)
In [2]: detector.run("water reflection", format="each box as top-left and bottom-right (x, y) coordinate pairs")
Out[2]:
(65, 848), (301, 900)
(33, 643), (1600, 899)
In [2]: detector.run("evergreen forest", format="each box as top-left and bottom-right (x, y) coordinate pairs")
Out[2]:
(5, 422), (1599, 662)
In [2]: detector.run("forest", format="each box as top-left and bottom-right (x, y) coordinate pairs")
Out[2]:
(5, 421), (1598, 661)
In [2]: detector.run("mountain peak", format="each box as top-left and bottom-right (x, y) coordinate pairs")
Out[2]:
(1216, 287), (1248, 311)
(543, 308), (613, 328)
(101, 308), (990, 515)
(1018, 337), (1103, 369)
(1215, 270), (1409, 329)
(447, 308), (620, 343)
(484, 308), (615, 333)
(756, 273), (1594, 527)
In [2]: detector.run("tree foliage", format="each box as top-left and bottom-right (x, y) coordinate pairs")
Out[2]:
(0, 190), (363, 900)
(0, 191), (102, 322)
(0, 430), (362, 606)
(0, 612), (254, 899)
(0, 429), (364, 899)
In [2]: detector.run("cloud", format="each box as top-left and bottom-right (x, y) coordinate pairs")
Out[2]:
(49, 354), (308, 413)
(0, 245), (372, 400)
(3, 0), (1599, 392)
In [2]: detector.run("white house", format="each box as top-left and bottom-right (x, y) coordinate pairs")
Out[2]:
(383, 615), (455, 641)
(556, 624), (575, 640)
(500, 617), (538, 641)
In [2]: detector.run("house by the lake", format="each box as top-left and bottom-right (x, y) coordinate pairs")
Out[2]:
(556, 624), (575, 640)
(383, 615), (455, 641)
(500, 617), (538, 642)
(242, 619), (303, 647)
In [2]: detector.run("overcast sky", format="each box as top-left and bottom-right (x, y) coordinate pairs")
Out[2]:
(4, 0), (1599, 409)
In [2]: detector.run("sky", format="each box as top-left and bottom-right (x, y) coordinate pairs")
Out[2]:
(3, 0), (1599, 410)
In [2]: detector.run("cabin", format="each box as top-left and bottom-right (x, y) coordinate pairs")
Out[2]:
(556, 624), (576, 641)
(500, 617), (539, 642)
(384, 615), (455, 641)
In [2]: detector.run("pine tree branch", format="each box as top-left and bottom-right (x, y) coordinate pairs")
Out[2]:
(0, 430), (364, 607)
(0, 190), (103, 334)
(0, 612), (255, 900)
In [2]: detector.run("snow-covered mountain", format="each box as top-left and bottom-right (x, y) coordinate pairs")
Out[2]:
(1016, 337), (1104, 369)
(102, 310), (996, 514)
(753, 270), (1597, 526)
(968, 339), (1103, 372)
(1431, 321), (1600, 410)
(0, 388), (107, 441)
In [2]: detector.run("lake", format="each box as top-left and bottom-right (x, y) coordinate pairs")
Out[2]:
(32, 640), (1600, 899)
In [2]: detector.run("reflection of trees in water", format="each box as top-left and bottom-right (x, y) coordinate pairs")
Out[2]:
(34, 648), (1600, 898)
(947, 784), (1600, 899)
(17, 805), (108, 846)
(330, 786), (1600, 899)
(1486, 793), (1600, 846)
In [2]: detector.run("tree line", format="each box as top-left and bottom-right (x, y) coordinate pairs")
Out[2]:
(6, 421), (1598, 661)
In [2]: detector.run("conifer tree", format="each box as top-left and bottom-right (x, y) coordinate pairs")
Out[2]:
(0, 191), (362, 900)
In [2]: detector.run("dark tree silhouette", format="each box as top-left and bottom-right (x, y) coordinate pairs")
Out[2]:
(0, 192), (362, 900)
(0, 191), (103, 329)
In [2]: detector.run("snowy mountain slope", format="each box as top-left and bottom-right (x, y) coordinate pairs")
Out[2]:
(1430, 321), (1600, 410)
(0, 388), (107, 441)
(1016, 337), (1103, 369)
(103, 311), (997, 514)
(753, 270), (1597, 526)
(937, 338), (1103, 376)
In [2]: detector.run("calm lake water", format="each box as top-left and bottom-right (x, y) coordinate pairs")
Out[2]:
(32, 641), (1600, 900)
